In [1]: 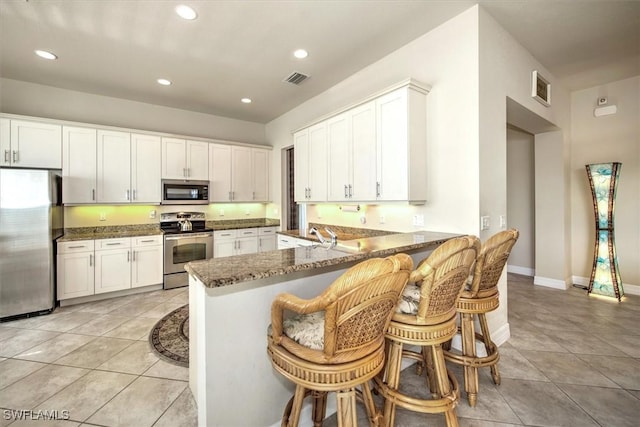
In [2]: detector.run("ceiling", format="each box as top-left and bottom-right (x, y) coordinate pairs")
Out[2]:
(1, 0), (638, 124)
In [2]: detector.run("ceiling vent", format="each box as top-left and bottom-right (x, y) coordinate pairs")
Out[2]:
(283, 71), (309, 85)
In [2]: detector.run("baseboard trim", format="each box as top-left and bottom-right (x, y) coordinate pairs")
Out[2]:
(572, 276), (640, 296)
(534, 276), (569, 290)
(491, 322), (511, 347)
(507, 265), (534, 277)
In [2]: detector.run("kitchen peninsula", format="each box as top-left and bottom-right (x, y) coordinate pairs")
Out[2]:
(186, 230), (461, 427)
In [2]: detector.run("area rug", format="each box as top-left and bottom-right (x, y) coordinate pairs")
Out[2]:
(149, 304), (189, 367)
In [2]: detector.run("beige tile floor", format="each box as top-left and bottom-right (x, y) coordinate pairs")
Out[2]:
(1, 274), (639, 426)
(0, 287), (195, 427)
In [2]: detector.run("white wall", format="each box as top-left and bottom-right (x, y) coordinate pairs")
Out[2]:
(266, 6), (481, 236)
(0, 78), (266, 145)
(507, 128), (535, 274)
(570, 76), (640, 288)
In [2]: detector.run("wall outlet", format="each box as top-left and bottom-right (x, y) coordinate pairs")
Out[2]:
(99, 212), (106, 221)
(360, 215), (367, 224)
(219, 209), (224, 216)
(273, 208), (278, 215)
(499, 215), (507, 229)
(379, 215), (386, 224)
(149, 210), (156, 219)
(245, 209), (250, 215)
(412, 214), (424, 227)
(481, 216), (490, 230)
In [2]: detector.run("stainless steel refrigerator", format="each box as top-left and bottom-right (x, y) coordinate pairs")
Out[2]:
(0, 168), (63, 321)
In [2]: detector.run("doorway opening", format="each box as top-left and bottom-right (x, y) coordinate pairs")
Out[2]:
(284, 146), (298, 230)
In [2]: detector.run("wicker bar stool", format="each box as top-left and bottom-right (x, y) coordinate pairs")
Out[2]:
(444, 229), (519, 407)
(373, 236), (480, 427)
(267, 253), (413, 427)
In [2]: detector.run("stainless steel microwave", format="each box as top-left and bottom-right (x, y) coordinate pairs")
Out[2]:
(161, 180), (209, 205)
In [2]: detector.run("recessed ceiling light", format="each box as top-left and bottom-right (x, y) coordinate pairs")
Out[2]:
(175, 5), (197, 20)
(293, 49), (308, 59)
(241, 98), (252, 104)
(157, 78), (172, 86)
(35, 50), (57, 60)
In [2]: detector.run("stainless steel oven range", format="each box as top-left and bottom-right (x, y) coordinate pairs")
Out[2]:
(161, 212), (213, 289)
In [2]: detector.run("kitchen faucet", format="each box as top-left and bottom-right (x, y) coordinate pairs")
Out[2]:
(325, 227), (338, 245)
(308, 227), (326, 244)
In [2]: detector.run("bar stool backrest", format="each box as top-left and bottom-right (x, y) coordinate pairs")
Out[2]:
(468, 229), (520, 298)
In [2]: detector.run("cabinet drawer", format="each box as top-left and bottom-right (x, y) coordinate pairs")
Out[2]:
(132, 235), (162, 247)
(214, 229), (237, 240)
(96, 237), (131, 249)
(259, 227), (277, 235)
(58, 240), (95, 254)
(237, 228), (258, 237)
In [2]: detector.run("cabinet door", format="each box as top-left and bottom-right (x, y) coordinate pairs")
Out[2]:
(231, 146), (253, 201)
(131, 245), (163, 288)
(131, 133), (161, 203)
(97, 130), (131, 203)
(350, 101), (377, 201)
(293, 129), (309, 202)
(252, 148), (270, 202)
(213, 239), (236, 258)
(161, 137), (187, 179)
(57, 252), (95, 299)
(376, 89), (409, 201)
(326, 113), (350, 201)
(0, 118), (10, 167)
(258, 235), (276, 252)
(9, 120), (62, 168)
(186, 140), (209, 180)
(63, 126), (97, 204)
(307, 122), (328, 202)
(209, 143), (232, 202)
(236, 236), (258, 255)
(95, 248), (131, 294)
(277, 235), (294, 249)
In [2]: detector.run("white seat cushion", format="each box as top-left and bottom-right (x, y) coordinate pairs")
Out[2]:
(397, 283), (421, 315)
(282, 311), (325, 350)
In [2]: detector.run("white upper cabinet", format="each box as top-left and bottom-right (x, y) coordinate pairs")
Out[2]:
(0, 119), (62, 168)
(97, 130), (131, 203)
(251, 148), (270, 202)
(376, 85), (427, 202)
(162, 137), (208, 180)
(131, 133), (161, 203)
(298, 80), (428, 204)
(209, 143), (232, 202)
(209, 144), (270, 202)
(63, 126), (98, 204)
(294, 122), (327, 203)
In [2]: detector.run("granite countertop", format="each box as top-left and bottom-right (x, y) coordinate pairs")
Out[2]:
(58, 225), (163, 242)
(185, 231), (462, 288)
(278, 222), (392, 243)
(58, 218), (281, 242)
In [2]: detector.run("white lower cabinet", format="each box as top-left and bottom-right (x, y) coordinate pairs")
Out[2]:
(277, 235), (315, 249)
(258, 227), (277, 252)
(57, 241), (95, 300)
(213, 228), (259, 258)
(131, 236), (163, 288)
(95, 238), (132, 294)
(57, 235), (163, 300)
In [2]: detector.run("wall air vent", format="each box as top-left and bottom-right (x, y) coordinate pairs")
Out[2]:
(283, 71), (309, 85)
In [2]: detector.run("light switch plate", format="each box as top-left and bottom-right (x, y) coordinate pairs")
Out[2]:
(413, 214), (424, 227)
(481, 216), (490, 230)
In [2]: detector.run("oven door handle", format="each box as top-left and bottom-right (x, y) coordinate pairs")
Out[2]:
(165, 233), (213, 240)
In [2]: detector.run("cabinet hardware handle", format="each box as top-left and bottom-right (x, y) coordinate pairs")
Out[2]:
(126, 189), (130, 201)
(133, 189), (137, 200)
(243, 232), (252, 235)
(132, 250), (136, 261)
(259, 239), (262, 247)
(12, 150), (18, 163)
(127, 251), (130, 262)
(140, 239), (154, 243)
(252, 191), (255, 200)
(232, 191), (235, 200)
(183, 168), (186, 177)
(89, 254), (93, 267)
(3, 150), (9, 163)
(348, 184), (352, 198)
(344, 185), (348, 198)
(68, 245), (85, 249)
(92, 189), (96, 201)
(187, 168), (191, 177)
(221, 233), (231, 236)
(376, 182), (381, 197)
(106, 242), (121, 246)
